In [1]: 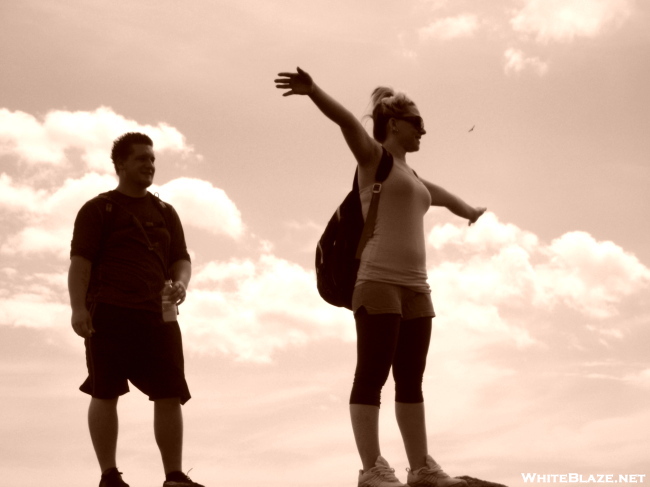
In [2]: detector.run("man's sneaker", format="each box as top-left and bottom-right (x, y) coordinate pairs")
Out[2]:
(99, 467), (129, 487)
(163, 469), (205, 487)
(406, 455), (467, 487)
(358, 455), (406, 487)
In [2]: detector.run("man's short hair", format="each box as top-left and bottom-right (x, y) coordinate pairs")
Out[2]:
(111, 132), (153, 173)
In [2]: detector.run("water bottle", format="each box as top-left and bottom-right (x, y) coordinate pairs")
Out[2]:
(162, 279), (178, 322)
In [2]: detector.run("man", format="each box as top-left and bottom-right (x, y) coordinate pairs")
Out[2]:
(68, 132), (204, 487)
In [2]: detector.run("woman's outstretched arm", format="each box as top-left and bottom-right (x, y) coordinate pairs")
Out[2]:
(421, 179), (486, 225)
(275, 67), (381, 167)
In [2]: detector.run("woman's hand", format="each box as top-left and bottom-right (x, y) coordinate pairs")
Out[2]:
(468, 207), (487, 226)
(275, 67), (314, 96)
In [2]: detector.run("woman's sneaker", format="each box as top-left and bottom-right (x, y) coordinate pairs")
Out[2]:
(406, 455), (467, 487)
(99, 468), (129, 487)
(358, 455), (406, 487)
(163, 469), (205, 487)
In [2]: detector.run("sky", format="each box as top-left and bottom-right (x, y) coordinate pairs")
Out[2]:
(0, 0), (649, 486)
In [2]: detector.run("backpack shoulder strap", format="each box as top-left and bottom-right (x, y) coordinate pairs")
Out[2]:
(97, 191), (113, 207)
(354, 148), (393, 259)
(95, 192), (116, 256)
(149, 191), (174, 229)
(98, 191), (171, 279)
(351, 147), (394, 191)
(375, 147), (393, 182)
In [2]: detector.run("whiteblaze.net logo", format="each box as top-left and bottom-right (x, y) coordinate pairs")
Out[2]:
(521, 473), (646, 484)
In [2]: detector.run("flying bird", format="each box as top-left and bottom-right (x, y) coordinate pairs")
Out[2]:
(468, 125), (475, 133)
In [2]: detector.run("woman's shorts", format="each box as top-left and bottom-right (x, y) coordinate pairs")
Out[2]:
(79, 302), (191, 404)
(352, 281), (435, 321)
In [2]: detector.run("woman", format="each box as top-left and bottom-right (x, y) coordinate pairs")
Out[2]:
(275, 67), (485, 487)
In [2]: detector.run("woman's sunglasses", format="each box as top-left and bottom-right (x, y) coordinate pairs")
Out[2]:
(396, 115), (425, 132)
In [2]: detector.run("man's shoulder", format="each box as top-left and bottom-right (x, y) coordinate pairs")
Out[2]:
(76, 191), (113, 214)
(148, 191), (171, 208)
(73, 192), (115, 235)
(147, 192), (180, 219)
(82, 190), (115, 206)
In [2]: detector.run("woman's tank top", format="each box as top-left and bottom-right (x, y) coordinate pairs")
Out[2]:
(356, 160), (431, 293)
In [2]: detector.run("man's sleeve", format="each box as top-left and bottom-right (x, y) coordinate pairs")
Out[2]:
(167, 205), (191, 264)
(70, 199), (104, 262)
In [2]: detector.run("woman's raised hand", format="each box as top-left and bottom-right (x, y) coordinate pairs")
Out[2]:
(468, 207), (487, 226)
(275, 67), (314, 96)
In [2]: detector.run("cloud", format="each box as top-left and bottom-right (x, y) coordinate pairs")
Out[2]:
(0, 297), (70, 330)
(419, 14), (480, 41)
(181, 212), (650, 363)
(428, 213), (650, 322)
(0, 172), (244, 257)
(3, 206), (648, 366)
(181, 254), (353, 362)
(0, 106), (196, 172)
(154, 177), (245, 240)
(504, 47), (549, 75)
(0, 271), (69, 329)
(0, 106), (241, 255)
(624, 368), (650, 387)
(537, 231), (650, 317)
(510, 0), (635, 43)
(2, 106), (647, 367)
(0, 172), (118, 257)
(0, 173), (49, 213)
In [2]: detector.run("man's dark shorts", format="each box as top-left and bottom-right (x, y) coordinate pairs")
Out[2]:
(80, 303), (191, 404)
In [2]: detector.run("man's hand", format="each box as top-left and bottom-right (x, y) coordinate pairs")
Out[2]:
(468, 207), (487, 226)
(71, 308), (95, 338)
(275, 67), (314, 96)
(165, 281), (188, 306)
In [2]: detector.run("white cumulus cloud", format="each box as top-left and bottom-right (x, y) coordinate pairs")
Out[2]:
(0, 173), (244, 257)
(181, 254), (353, 362)
(510, 0), (635, 43)
(2, 209), (649, 365)
(536, 231), (650, 318)
(0, 106), (196, 172)
(504, 47), (549, 76)
(419, 14), (480, 40)
(155, 177), (245, 240)
(428, 212), (650, 322)
(0, 172), (118, 257)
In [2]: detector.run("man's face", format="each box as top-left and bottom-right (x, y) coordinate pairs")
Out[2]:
(117, 144), (156, 188)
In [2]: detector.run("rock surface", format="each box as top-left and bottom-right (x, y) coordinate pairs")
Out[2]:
(458, 476), (509, 487)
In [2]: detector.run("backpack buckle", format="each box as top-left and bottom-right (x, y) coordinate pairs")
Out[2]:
(372, 183), (382, 194)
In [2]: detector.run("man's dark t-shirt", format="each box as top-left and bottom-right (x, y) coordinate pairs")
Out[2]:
(70, 190), (190, 312)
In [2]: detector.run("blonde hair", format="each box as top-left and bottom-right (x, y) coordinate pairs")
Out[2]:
(367, 87), (416, 142)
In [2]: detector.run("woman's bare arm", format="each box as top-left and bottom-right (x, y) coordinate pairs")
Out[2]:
(275, 67), (381, 167)
(421, 179), (486, 225)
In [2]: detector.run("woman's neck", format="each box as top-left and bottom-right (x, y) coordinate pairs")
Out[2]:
(382, 140), (407, 163)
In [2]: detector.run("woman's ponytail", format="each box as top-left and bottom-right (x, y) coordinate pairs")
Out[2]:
(368, 86), (415, 142)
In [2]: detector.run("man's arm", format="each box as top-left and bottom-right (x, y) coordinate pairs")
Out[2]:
(168, 259), (191, 306)
(421, 179), (486, 225)
(68, 256), (95, 338)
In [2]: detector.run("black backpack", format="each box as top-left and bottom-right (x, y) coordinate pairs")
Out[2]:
(315, 148), (393, 309)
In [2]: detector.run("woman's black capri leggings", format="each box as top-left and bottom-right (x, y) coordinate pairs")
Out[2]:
(350, 307), (432, 407)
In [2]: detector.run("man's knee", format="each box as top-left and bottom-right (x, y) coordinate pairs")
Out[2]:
(90, 396), (119, 408)
(153, 397), (181, 410)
